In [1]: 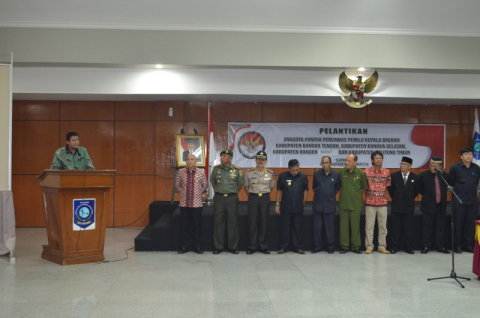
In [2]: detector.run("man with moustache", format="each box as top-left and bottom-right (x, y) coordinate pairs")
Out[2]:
(175, 154), (208, 254)
(338, 153), (368, 254)
(388, 156), (420, 254)
(449, 147), (480, 254)
(364, 151), (391, 254)
(244, 151), (275, 254)
(210, 149), (244, 254)
(418, 156), (450, 254)
(311, 156), (340, 254)
(275, 159), (309, 254)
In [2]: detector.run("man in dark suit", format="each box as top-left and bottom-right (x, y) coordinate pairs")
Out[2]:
(388, 156), (420, 254)
(418, 156), (450, 254)
(182, 139), (200, 162)
(311, 156), (340, 254)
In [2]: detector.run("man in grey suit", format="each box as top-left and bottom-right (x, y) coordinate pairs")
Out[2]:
(312, 156), (340, 254)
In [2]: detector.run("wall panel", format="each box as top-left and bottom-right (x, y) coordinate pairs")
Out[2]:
(368, 104), (418, 123)
(263, 103), (315, 123)
(115, 101), (155, 121)
(156, 101), (184, 121)
(211, 102), (262, 122)
(113, 175), (155, 227)
(60, 121), (114, 170)
(419, 105), (469, 124)
(184, 102), (208, 122)
(316, 103), (367, 123)
(155, 121), (183, 176)
(445, 124), (469, 169)
(60, 101), (114, 121)
(12, 175), (45, 227)
(12, 121), (59, 175)
(13, 100), (59, 121)
(115, 121), (156, 175)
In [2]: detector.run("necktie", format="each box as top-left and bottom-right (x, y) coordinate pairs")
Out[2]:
(403, 174), (407, 185)
(435, 174), (441, 203)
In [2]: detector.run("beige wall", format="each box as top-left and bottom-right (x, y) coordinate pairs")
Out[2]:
(0, 65), (11, 191)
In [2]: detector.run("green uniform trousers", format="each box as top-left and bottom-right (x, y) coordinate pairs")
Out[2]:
(340, 209), (361, 250)
(213, 193), (240, 250)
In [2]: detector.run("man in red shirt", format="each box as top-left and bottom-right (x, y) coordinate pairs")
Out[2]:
(175, 154), (208, 254)
(364, 151), (391, 254)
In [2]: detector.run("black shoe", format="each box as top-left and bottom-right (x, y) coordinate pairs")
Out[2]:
(421, 247), (429, 254)
(246, 249), (256, 255)
(462, 246), (474, 253)
(193, 247), (203, 254)
(352, 248), (362, 254)
(390, 249), (397, 254)
(311, 248), (322, 254)
(229, 249), (239, 254)
(277, 249), (286, 254)
(340, 249), (348, 254)
(405, 249), (414, 254)
(213, 249), (222, 255)
(454, 247), (462, 254)
(259, 249), (270, 254)
(177, 247), (188, 254)
(295, 250), (305, 254)
(437, 247), (450, 254)
(327, 249), (334, 254)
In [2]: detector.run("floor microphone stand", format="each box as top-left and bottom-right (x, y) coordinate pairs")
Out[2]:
(427, 171), (470, 288)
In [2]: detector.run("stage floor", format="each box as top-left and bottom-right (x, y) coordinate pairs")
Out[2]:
(1, 228), (480, 317)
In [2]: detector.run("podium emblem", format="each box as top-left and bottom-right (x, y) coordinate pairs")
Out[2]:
(73, 199), (96, 231)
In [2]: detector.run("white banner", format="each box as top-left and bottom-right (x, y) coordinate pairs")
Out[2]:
(228, 123), (445, 169)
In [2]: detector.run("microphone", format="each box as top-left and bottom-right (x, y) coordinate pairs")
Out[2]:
(434, 167), (443, 174)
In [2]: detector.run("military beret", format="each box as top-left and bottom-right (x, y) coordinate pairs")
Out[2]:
(220, 149), (233, 156)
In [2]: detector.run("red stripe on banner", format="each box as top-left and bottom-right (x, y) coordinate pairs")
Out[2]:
(229, 124), (251, 150)
(410, 125), (445, 168)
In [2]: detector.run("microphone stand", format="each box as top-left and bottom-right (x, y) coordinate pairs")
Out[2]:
(427, 169), (470, 288)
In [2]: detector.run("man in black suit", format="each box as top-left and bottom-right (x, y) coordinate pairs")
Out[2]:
(182, 139), (200, 162)
(388, 156), (420, 254)
(418, 156), (450, 254)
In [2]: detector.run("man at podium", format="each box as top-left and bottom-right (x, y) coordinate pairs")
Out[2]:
(51, 131), (95, 170)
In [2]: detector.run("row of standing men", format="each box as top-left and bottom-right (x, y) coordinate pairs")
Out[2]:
(175, 147), (480, 255)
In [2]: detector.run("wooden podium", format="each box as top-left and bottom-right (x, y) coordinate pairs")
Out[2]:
(38, 169), (115, 265)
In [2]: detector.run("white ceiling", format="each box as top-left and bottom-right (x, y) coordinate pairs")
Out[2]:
(2, 0), (480, 37)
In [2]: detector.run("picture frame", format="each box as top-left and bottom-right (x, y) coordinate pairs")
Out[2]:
(175, 134), (206, 167)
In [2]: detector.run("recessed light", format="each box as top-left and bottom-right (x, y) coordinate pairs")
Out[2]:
(358, 67), (366, 71)
(155, 64), (163, 69)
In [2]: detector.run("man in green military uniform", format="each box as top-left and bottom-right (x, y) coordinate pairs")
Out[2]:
(210, 149), (244, 254)
(338, 153), (368, 254)
(51, 131), (95, 170)
(244, 151), (275, 254)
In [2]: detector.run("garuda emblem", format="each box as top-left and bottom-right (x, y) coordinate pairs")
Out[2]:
(339, 71), (378, 108)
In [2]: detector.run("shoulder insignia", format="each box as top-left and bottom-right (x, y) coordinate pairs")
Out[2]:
(247, 168), (255, 172)
(266, 169), (275, 176)
(233, 165), (240, 169)
(214, 164), (221, 168)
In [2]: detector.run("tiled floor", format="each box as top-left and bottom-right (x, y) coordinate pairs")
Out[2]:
(1, 228), (480, 317)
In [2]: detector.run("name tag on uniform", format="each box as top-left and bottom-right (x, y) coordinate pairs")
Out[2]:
(264, 178), (270, 181)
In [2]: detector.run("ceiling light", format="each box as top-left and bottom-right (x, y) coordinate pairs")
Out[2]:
(155, 64), (163, 69)
(358, 67), (366, 71)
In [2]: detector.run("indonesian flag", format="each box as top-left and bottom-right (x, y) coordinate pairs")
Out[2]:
(206, 103), (216, 199)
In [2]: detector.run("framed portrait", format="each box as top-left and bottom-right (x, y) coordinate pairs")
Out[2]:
(175, 134), (206, 167)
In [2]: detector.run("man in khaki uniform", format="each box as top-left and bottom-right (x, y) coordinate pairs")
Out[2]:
(210, 149), (244, 254)
(244, 151), (275, 254)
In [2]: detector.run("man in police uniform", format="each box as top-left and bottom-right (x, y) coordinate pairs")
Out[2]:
(244, 151), (275, 254)
(210, 149), (244, 254)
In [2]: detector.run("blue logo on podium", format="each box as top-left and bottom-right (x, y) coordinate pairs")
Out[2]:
(73, 199), (96, 230)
